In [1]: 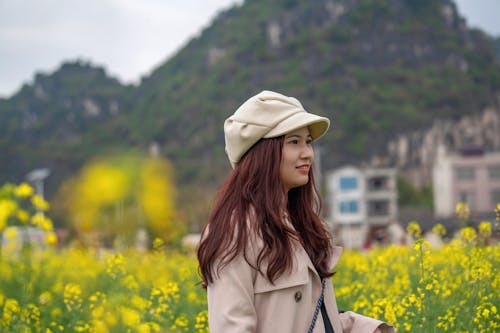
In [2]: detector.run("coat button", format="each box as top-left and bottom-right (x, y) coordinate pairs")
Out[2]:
(294, 291), (302, 302)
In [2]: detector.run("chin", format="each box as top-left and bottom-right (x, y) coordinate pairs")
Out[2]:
(291, 180), (309, 189)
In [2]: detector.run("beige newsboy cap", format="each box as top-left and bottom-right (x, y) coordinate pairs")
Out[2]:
(224, 90), (330, 168)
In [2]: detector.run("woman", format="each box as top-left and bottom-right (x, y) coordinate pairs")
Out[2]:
(197, 91), (394, 333)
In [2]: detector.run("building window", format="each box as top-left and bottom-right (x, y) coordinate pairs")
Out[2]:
(339, 200), (359, 214)
(339, 177), (358, 191)
(367, 200), (389, 216)
(367, 176), (389, 191)
(488, 166), (500, 179)
(491, 189), (500, 205)
(455, 167), (475, 180)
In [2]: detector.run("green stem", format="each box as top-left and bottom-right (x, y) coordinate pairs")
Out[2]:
(0, 233), (3, 262)
(419, 243), (424, 282)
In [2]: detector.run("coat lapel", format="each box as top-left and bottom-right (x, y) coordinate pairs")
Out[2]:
(296, 244), (343, 275)
(329, 246), (343, 271)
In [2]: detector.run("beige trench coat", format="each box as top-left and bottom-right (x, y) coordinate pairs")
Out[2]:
(207, 235), (394, 333)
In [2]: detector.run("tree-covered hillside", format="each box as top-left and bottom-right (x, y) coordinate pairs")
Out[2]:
(1, 0), (499, 196)
(124, 0), (499, 184)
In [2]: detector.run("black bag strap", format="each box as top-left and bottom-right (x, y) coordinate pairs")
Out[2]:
(321, 301), (335, 333)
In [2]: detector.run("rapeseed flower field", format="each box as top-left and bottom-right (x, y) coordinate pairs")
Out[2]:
(0, 228), (498, 332)
(0, 182), (499, 332)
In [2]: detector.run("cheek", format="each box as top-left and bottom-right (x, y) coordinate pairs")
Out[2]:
(280, 149), (290, 171)
(281, 147), (296, 164)
(279, 159), (287, 178)
(280, 154), (294, 172)
(279, 157), (292, 180)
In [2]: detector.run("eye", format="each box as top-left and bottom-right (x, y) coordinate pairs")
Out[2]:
(306, 138), (313, 145)
(288, 139), (299, 144)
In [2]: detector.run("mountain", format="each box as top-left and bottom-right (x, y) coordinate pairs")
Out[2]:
(0, 61), (132, 192)
(1, 0), (499, 198)
(123, 0), (500, 184)
(495, 36), (500, 59)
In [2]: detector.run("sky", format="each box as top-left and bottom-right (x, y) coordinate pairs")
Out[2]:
(0, 0), (499, 98)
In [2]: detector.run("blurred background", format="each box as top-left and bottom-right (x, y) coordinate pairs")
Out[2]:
(1, 0), (499, 249)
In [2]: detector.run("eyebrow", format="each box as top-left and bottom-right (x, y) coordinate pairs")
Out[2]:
(285, 134), (313, 139)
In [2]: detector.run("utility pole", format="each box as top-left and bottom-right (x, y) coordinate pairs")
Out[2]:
(26, 168), (50, 200)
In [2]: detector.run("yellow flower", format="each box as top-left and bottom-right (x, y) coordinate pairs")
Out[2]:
(22, 303), (41, 325)
(0, 199), (17, 231)
(31, 212), (44, 226)
(187, 291), (198, 303)
(50, 308), (62, 318)
(75, 321), (91, 332)
(106, 254), (126, 279)
(171, 314), (189, 331)
(121, 275), (139, 291)
(137, 323), (151, 333)
(456, 201), (470, 221)
(40, 217), (54, 231)
(130, 295), (148, 311)
(39, 291), (52, 305)
(120, 306), (141, 327)
(149, 322), (161, 332)
(407, 221), (421, 239)
(478, 221), (492, 237)
(4, 298), (20, 314)
(455, 201), (469, 214)
(384, 302), (397, 325)
(460, 227), (477, 242)
(45, 232), (58, 246)
(91, 305), (105, 319)
(152, 237), (165, 251)
(16, 209), (30, 223)
(2, 298), (20, 325)
(64, 283), (83, 311)
(88, 291), (106, 307)
(91, 320), (108, 333)
(14, 182), (34, 198)
(195, 311), (209, 333)
(104, 312), (117, 327)
(31, 212), (53, 231)
(432, 223), (446, 237)
(4, 227), (18, 240)
(31, 194), (50, 211)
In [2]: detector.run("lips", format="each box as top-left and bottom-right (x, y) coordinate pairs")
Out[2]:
(296, 164), (310, 173)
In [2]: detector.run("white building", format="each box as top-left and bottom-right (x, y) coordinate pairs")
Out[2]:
(326, 166), (398, 248)
(364, 168), (398, 225)
(327, 166), (365, 225)
(433, 145), (500, 217)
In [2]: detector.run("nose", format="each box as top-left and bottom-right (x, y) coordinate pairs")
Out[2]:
(300, 143), (314, 161)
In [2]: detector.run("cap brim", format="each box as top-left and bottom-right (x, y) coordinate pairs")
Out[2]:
(263, 112), (330, 141)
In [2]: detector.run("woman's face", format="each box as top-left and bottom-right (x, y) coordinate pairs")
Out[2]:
(280, 126), (314, 192)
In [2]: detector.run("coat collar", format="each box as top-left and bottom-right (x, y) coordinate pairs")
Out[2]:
(295, 242), (344, 278)
(329, 246), (343, 270)
(283, 215), (344, 276)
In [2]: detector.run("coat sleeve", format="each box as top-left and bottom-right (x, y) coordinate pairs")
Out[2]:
(207, 254), (257, 333)
(339, 311), (395, 333)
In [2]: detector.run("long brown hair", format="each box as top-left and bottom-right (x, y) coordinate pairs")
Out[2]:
(197, 136), (333, 286)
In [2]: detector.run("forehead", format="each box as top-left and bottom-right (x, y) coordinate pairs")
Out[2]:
(285, 126), (311, 137)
